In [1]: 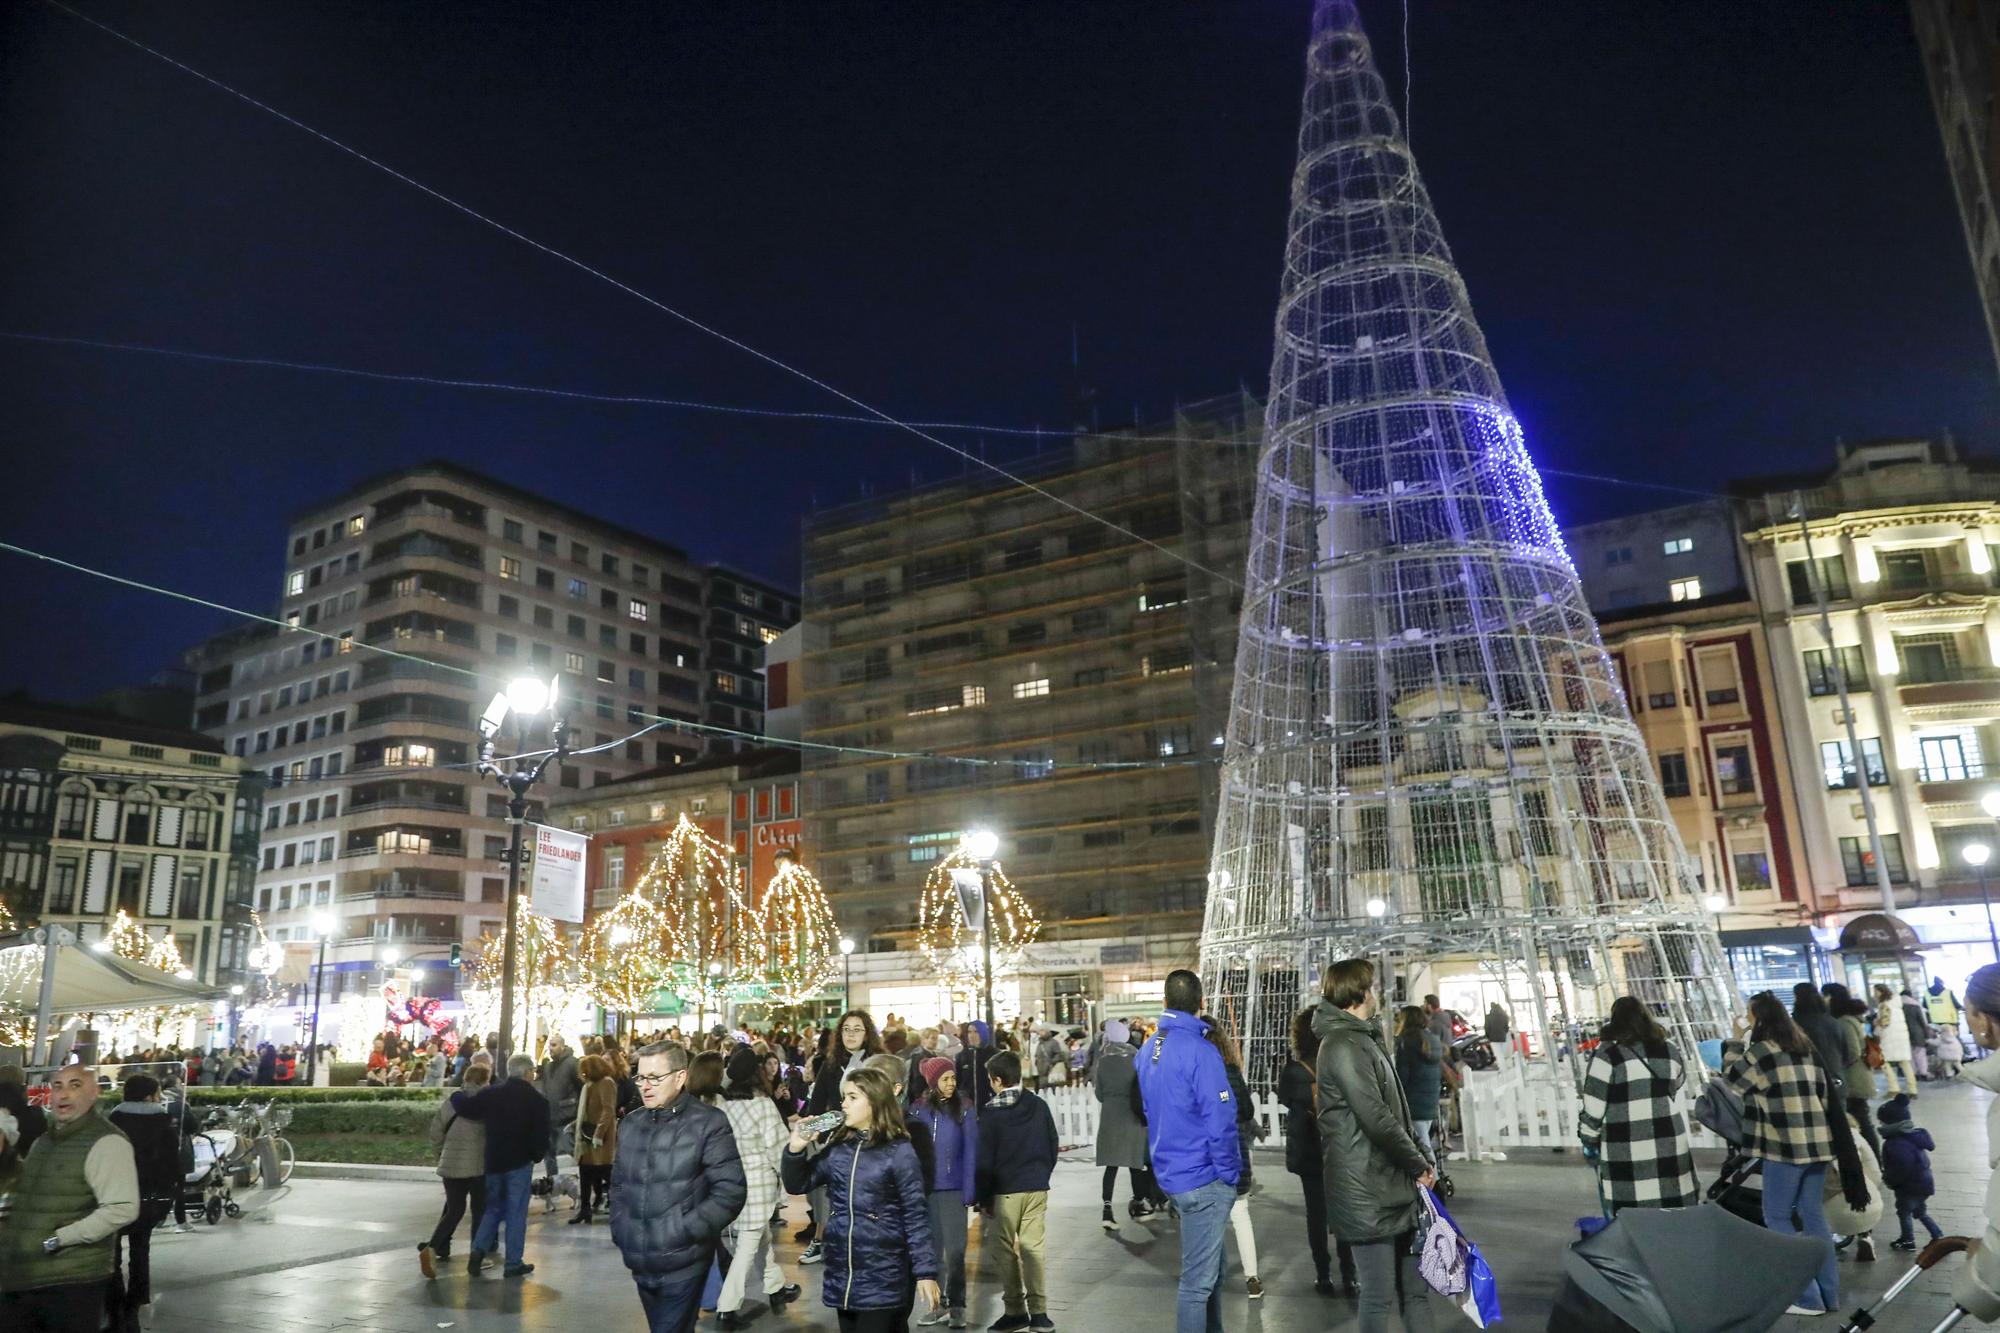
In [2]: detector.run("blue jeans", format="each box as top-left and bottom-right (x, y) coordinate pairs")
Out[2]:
(636, 1272), (705, 1333)
(472, 1164), (533, 1267)
(1760, 1160), (1837, 1312)
(1170, 1177), (1236, 1333)
(1897, 1191), (1943, 1244)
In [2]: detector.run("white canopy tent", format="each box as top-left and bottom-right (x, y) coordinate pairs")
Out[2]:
(1, 927), (224, 1062)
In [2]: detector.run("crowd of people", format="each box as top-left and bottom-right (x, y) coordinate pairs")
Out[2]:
(8, 965), (2000, 1331)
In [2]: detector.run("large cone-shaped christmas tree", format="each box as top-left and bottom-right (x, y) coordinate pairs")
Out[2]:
(1201, 0), (1734, 1090)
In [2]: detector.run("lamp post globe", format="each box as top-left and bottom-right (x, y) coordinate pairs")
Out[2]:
(964, 829), (1000, 861)
(1702, 894), (1729, 914)
(505, 676), (551, 716)
(1967, 844), (1993, 868)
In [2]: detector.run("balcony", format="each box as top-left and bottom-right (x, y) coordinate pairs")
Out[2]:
(1898, 666), (2000, 710)
(340, 843), (465, 859)
(338, 883), (466, 902)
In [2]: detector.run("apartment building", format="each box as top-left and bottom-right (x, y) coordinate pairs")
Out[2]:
(798, 395), (1260, 1021)
(703, 568), (800, 755)
(0, 697), (264, 984)
(1912, 0), (2000, 378)
(182, 461), (721, 998)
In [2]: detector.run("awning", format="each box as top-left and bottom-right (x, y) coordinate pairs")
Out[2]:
(0, 943), (225, 1015)
(1837, 912), (1924, 954)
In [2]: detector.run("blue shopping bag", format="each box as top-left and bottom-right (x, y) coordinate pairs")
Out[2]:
(1417, 1185), (1503, 1327)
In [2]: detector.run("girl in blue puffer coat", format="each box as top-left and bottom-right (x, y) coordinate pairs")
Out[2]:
(782, 1066), (942, 1330)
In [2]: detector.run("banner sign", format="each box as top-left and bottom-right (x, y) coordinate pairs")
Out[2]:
(949, 867), (986, 933)
(531, 825), (588, 924)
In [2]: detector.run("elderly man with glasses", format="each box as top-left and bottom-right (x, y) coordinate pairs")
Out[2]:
(451, 1052), (551, 1279)
(611, 1041), (747, 1333)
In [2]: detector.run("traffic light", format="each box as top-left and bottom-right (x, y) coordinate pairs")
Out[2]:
(449, 943), (462, 969)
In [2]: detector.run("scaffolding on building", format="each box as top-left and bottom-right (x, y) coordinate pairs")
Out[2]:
(1200, 0), (1736, 1094)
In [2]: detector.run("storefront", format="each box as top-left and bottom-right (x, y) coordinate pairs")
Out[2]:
(1834, 911), (1926, 996)
(1717, 926), (1827, 1005)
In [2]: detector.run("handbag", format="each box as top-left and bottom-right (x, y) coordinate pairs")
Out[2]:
(1691, 1076), (1745, 1146)
(1864, 1036), (1885, 1071)
(1414, 1185), (1502, 1327)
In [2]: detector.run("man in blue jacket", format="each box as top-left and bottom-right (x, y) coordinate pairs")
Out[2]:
(1134, 969), (1240, 1333)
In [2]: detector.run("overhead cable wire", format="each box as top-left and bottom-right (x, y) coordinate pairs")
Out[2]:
(0, 328), (1731, 503)
(34, 0), (1242, 592)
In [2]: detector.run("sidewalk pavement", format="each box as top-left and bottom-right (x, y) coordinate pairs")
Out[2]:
(133, 1075), (1993, 1331)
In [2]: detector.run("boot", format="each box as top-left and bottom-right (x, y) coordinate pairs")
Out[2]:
(1101, 1204), (1116, 1232)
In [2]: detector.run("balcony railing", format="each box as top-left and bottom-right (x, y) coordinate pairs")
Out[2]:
(369, 536), (483, 569)
(338, 884), (466, 901)
(1917, 760), (1991, 784)
(339, 843), (466, 859)
(1900, 665), (2000, 687)
(347, 796), (470, 814)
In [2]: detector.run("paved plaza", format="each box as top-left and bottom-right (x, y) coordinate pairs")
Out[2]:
(131, 1078), (1994, 1332)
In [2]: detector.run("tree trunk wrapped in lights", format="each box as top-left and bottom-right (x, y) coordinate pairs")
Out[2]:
(579, 893), (671, 1014)
(464, 898), (587, 1046)
(636, 814), (764, 1008)
(756, 859), (840, 1006)
(1201, 0), (1733, 1094)
(917, 848), (1040, 990)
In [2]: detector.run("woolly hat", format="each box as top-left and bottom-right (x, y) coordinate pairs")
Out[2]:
(1103, 1019), (1131, 1045)
(920, 1056), (955, 1089)
(1878, 1094), (1912, 1125)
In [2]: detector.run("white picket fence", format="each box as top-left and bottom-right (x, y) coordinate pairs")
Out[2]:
(1040, 1083), (1285, 1154)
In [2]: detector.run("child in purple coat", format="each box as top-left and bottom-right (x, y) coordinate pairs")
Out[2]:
(909, 1057), (977, 1328)
(1879, 1095), (1943, 1251)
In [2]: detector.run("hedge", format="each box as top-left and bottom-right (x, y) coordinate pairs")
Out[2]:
(290, 1132), (435, 1167)
(282, 1100), (435, 1135)
(182, 1086), (441, 1106)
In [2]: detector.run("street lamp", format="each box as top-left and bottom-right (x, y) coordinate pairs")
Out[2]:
(1964, 841), (2000, 963)
(1365, 897), (1388, 919)
(475, 673), (571, 1065)
(838, 935), (856, 1011)
(305, 912), (335, 1086)
(962, 829), (1000, 1030)
(1703, 893), (1729, 915)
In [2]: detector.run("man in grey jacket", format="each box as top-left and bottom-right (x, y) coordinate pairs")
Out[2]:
(537, 1037), (579, 1195)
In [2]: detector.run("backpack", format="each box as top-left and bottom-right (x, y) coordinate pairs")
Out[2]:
(1692, 1076), (1745, 1146)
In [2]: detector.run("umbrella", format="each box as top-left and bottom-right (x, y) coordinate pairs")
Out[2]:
(1556, 1204), (1831, 1333)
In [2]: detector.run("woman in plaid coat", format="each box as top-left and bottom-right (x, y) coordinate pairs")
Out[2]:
(1721, 991), (1840, 1317)
(1576, 997), (1698, 1215)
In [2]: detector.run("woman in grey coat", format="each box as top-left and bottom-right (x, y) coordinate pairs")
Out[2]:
(1091, 1020), (1158, 1226)
(416, 1062), (489, 1279)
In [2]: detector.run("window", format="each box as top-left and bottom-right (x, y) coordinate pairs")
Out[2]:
(597, 660), (615, 683)
(1786, 556), (1850, 606)
(1880, 549), (1933, 592)
(568, 577), (588, 600)
(503, 519), (524, 542)
(571, 542), (589, 564)
(1150, 724), (1193, 757)
(496, 634), (518, 658)
(1840, 833), (1909, 886)
(1006, 621), (1046, 646)
(538, 530), (558, 553)
(497, 595), (520, 619)
(564, 650), (585, 673)
(1668, 577), (1702, 602)
(1820, 738), (1889, 789)
(633, 563), (651, 587)
(1072, 608), (1109, 634)
(1142, 645), (1192, 676)
(1011, 678), (1051, 700)
(1658, 752), (1691, 798)
(1694, 646), (1741, 706)
(1603, 546), (1633, 567)
(908, 684), (985, 715)
(1073, 667), (1108, 687)
(628, 599), (649, 622)
(567, 615), (586, 639)
(1803, 645), (1869, 697)
(596, 695), (613, 718)
(605, 846), (625, 893)
(1641, 660), (1677, 710)
(533, 606), (553, 628)
(498, 557), (521, 582)
(1917, 728), (1983, 782)
(535, 568), (555, 590)
(383, 742), (434, 768)
(908, 830), (961, 863)
(628, 668), (645, 690)
(1082, 827), (1125, 848)
(285, 570), (306, 598)
(759, 626), (780, 644)
(1138, 580), (1186, 612)
(1899, 634), (1960, 684)
(714, 671), (736, 694)
(1732, 849), (1772, 893)
(1662, 537), (1693, 556)
(531, 642), (552, 665)
(1713, 742), (1755, 796)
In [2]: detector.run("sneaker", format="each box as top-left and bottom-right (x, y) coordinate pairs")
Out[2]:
(1128, 1199), (1154, 1220)
(503, 1262), (535, 1278)
(770, 1284), (801, 1310)
(172, 1223), (196, 1235)
(1891, 1238), (1918, 1252)
(1856, 1237), (1876, 1262)
(800, 1240), (824, 1264)
(918, 1310), (951, 1327)
(417, 1243), (436, 1280)
(987, 1316), (1031, 1332)
(1246, 1278), (1263, 1300)
(949, 1313), (968, 1330)
(1314, 1279), (1336, 1296)
(1028, 1317), (1057, 1332)
(1785, 1305), (1827, 1318)
(1101, 1205), (1116, 1232)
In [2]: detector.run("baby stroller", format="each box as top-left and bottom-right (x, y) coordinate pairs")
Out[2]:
(1550, 1202), (1835, 1331)
(1704, 1153), (1762, 1227)
(1836, 1236), (1974, 1332)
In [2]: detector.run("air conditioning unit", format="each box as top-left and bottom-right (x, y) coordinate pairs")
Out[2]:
(1831, 709), (1852, 724)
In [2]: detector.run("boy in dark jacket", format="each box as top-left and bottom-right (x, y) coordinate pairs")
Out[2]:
(1879, 1095), (1943, 1250)
(106, 1074), (180, 1333)
(975, 1051), (1058, 1333)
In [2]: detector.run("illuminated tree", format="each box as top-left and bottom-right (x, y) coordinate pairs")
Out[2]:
(916, 846), (1040, 989)
(580, 893), (671, 1013)
(635, 815), (763, 1006)
(756, 857), (840, 1006)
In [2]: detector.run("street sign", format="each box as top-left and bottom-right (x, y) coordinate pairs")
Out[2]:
(530, 825), (587, 923)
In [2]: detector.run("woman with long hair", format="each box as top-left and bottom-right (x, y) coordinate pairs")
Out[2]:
(1205, 1019), (1264, 1300)
(1575, 996), (1697, 1217)
(1277, 1005), (1356, 1298)
(1871, 982), (1918, 1097)
(710, 1046), (801, 1328)
(571, 1054), (618, 1224)
(1721, 991), (1840, 1316)
(801, 1009), (886, 1262)
(908, 1058), (977, 1328)
(1822, 982), (1882, 1159)
(781, 1066), (941, 1331)
(1392, 1005), (1445, 1154)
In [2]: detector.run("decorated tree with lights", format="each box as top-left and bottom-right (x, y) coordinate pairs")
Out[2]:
(579, 893), (672, 1014)
(463, 899), (589, 1046)
(756, 854), (840, 1006)
(916, 846), (1040, 990)
(635, 815), (763, 1008)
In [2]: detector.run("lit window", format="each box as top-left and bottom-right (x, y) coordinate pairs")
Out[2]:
(284, 612), (301, 629)
(1138, 580), (1187, 612)
(1012, 678), (1051, 700)
(286, 571), (305, 596)
(568, 577), (588, 600)
(498, 557), (521, 582)
(628, 599), (649, 622)
(607, 808), (626, 826)
(1669, 577), (1702, 602)
(714, 672), (736, 693)
(759, 626), (780, 644)
(564, 651), (585, 673)
(345, 514), (366, 537)
(1663, 537), (1693, 556)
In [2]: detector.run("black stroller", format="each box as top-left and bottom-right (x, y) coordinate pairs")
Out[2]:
(1549, 1202), (1834, 1331)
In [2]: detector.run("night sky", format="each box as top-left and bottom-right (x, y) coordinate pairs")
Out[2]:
(2, 1), (1994, 703)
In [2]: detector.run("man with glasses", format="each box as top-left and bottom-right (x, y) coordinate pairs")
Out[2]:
(611, 1041), (747, 1333)
(452, 1052), (551, 1278)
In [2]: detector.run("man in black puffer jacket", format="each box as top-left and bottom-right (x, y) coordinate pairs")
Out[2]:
(611, 1041), (747, 1333)
(452, 1053), (551, 1278)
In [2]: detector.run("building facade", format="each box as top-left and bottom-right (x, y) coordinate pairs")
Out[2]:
(1912, 0), (2000, 378)
(702, 568), (800, 755)
(1567, 498), (1745, 614)
(797, 396), (1260, 1019)
(0, 698), (264, 984)
(183, 461), (738, 999)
